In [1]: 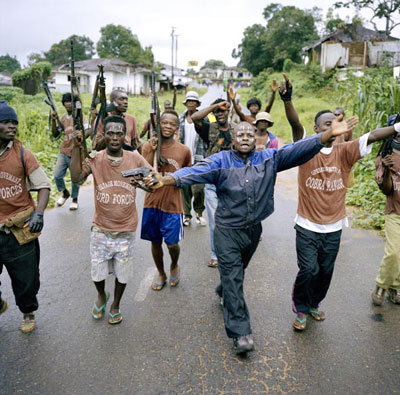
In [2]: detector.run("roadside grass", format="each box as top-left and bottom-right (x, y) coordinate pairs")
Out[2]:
(3, 87), (206, 207)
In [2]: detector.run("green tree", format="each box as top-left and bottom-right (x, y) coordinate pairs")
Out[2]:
(233, 4), (319, 74)
(45, 35), (95, 65)
(334, 0), (400, 38)
(200, 59), (226, 70)
(27, 52), (46, 66)
(232, 24), (270, 75)
(96, 24), (153, 65)
(0, 54), (21, 74)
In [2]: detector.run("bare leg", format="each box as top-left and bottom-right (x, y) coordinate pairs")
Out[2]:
(110, 278), (126, 314)
(151, 241), (167, 287)
(167, 243), (180, 285)
(93, 280), (106, 309)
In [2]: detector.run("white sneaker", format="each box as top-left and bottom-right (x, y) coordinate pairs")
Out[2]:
(56, 195), (69, 207)
(183, 217), (191, 226)
(195, 216), (207, 226)
(69, 202), (78, 211)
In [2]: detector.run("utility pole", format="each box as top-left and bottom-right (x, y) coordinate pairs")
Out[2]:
(175, 34), (179, 69)
(171, 27), (175, 91)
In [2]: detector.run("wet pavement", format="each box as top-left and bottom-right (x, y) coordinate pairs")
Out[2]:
(1, 165), (399, 394)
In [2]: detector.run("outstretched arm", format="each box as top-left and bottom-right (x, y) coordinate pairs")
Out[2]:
(265, 79), (277, 113)
(367, 124), (400, 145)
(279, 74), (304, 142)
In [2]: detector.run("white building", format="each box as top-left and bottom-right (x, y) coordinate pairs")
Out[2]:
(51, 58), (154, 95)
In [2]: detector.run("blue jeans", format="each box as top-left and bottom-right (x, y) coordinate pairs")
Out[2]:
(205, 183), (218, 260)
(54, 153), (80, 199)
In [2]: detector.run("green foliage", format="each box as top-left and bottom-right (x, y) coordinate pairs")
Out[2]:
(233, 5), (319, 74)
(201, 60), (226, 70)
(335, 66), (400, 231)
(0, 54), (21, 74)
(97, 24), (153, 66)
(27, 52), (46, 66)
(0, 86), (24, 102)
(12, 62), (52, 95)
(45, 35), (95, 65)
(283, 59), (295, 72)
(334, 0), (400, 37)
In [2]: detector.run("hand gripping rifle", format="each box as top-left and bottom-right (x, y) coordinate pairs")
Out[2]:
(42, 79), (63, 137)
(70, 40), (89, 158)
(121, 166), (160, 193)
(92, 65), (107, 138)
(377, 112), (400, 159)
(150, 71), (169, 169)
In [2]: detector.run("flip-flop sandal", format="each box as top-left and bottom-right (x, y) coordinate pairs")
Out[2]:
(207, 259), (218, 268)
(92, 292), (110, 320)
(0, 300), (8, 317)
(292, 314), (307, 331)
(310, 308), (325, 321)
(151, 280), (166, 291)
(108, 311), (122, 325)
(169, 271), (180, 287)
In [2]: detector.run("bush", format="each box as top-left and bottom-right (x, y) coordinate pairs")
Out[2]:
(0, 86), (24, 102)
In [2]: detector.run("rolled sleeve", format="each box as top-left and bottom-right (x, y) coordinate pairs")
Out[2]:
(27, 166), (51, 191)
(359, 132), (372, 157)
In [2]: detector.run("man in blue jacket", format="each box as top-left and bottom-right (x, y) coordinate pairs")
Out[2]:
(143, 117), (357, 354)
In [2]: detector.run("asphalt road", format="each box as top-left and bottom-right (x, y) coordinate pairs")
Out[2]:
(1, 88), (399, 394)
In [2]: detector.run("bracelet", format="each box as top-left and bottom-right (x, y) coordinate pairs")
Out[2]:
(394, 123), (400, 133)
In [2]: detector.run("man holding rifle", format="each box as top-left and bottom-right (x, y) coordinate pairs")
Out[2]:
(70, 116), (150, 325)
(51, 93), (89, 210)
(92, 90), (140, 152)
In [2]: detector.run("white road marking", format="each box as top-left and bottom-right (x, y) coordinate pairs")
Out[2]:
(134, 267), (157, 301)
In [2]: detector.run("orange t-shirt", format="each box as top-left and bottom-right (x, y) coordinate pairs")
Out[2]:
(92, 113), (137, 150)
(297, 140), (361, 224)
(142, 141), (191, 213)
(376, 151), (400, 215)
(59, 114), (89, 157)
(0, 140), (39, 223)
(83, 150), (150, 232)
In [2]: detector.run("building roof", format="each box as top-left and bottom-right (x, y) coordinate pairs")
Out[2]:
(53, 58), (154, 74)
(304, 24), (399, 51)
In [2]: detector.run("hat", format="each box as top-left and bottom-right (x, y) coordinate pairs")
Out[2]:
(253, 112), (273, 126)
(0, 101), (18, 123)
(388, 114), (397, 126)
(183, 91), (201, 105)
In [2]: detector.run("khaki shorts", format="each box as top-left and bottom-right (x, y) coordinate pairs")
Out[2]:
(90, 229), (135, 284)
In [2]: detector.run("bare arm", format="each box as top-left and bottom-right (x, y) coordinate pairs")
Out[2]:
(320, 116), (359, 145)
(36, 188), (50, 213)
(70, 132), (88, 183)
(192, 101), (230, 123)
(284, 101), (304, 142)
(367, 126), (397, 145)
(229, 87), (253, 123)
(51, 112), (61, 138)
(380, 160), (393, 196)
(265, 79), (277, 113)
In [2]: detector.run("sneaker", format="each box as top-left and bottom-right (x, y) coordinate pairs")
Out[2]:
(233, 335), (254, 354)
(21, 313), (35, 333)
(195, 216), (207, 226)
(183, 217), (191, 226)
(69, 201), (79, 211)
(387, 288), (400, 304)
(371, 286), (386, 306)
(56, 190), (70, 207)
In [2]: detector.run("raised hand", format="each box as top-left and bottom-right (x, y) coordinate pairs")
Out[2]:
(217, 101), (230, 111)
(270, 79), (278, 92)
(72, 130), (83, 147)
(228, 87), (236, 102)
(278, 73), (293, 101)
(331, 115), (358, 136)
(149, 136), (158, 151)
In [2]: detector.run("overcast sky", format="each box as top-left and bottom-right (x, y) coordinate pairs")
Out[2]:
(1, 0), (399, 69)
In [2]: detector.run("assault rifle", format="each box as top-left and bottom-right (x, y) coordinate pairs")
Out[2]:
(378, 112), (400, 158)
(150, 71), (168, 168)
(92, 64), (107, 138)
(70, 40), (89, 158)
(121, 166), (159, 193)
(42, 79), (63, 137)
